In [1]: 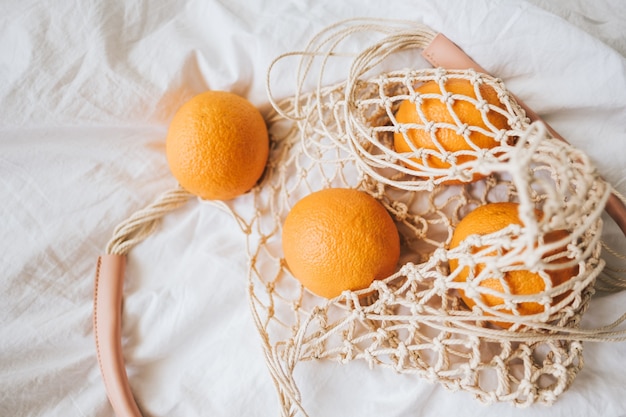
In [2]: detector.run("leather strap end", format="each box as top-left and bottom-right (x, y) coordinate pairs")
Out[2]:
(94, 254), (143, 417)
(421, 33), (488, 74)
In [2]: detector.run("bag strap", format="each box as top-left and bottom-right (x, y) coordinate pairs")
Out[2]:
(94, 188), (192, 416)
(94, 255), (142, 417)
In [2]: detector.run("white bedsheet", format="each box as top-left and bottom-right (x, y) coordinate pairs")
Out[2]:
(1, 1), (625, 416)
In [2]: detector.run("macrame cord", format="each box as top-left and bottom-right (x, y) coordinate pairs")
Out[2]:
(101, 18), (626, 417)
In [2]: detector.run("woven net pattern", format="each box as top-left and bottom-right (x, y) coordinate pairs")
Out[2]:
(95, 19), (626, 417)
(241, 20), (615, 415)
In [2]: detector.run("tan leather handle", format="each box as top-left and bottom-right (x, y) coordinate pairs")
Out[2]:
(93, 187), (192, 416)
(422, 33), (626, 238)
(94, 255), (143, 417)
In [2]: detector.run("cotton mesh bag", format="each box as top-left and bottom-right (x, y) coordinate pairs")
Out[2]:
(243, 19), (626, 414)
(96, 18), (626, 417)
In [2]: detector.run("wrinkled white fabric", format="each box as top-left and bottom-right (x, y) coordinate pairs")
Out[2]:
(1, 0), (625, 416)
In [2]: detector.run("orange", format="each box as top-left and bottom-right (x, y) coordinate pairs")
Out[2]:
(448, 202), (577, 328)
(393, 78), (509, 182)
(282, 188), (401, 299)
(166, 91), (269, 200)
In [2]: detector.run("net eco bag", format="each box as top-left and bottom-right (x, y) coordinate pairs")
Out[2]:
(98, 18), (626, 417)
(243, 19), (624, 414)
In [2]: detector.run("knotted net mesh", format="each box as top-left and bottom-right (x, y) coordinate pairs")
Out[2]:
(238, 20), (621, 414)
(103, 18), (626, 417)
